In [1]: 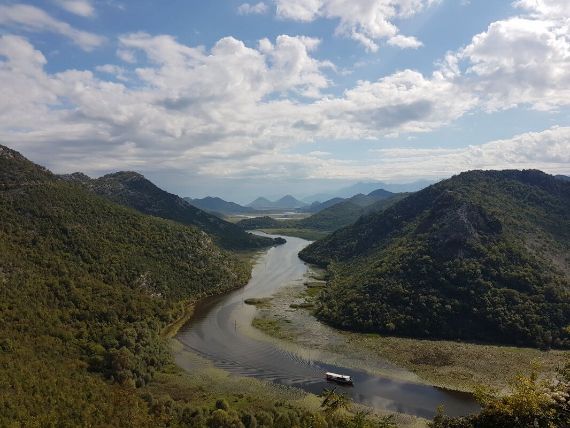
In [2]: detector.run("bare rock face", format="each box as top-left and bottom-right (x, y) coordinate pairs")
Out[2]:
(0, 145), (52, 187)
(419, 190), (502, 258)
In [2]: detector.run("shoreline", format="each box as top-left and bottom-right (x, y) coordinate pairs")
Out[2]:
(249, 263), (570, 394)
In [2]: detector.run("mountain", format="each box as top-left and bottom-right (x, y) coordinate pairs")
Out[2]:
(184, 196), (254, 214)
(62, 172), (277, 251)
(237, 216), (282, 230)
(302, 180), (433, 203)
(294, 189), (402, 232)
(556, 175), (570, 182)
(237, 189), (403, 233)
(299, 197), (345, 213)
(0, 145), (250, 423)
(300, 170), (570, 349)
(368, 188), (395, 199)
(275, 195), (306, 209)
(247, 196), (274, 209)
(247, 195), (306, 210)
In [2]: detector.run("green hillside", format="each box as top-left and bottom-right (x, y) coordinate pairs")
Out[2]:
(62, 171), (277, 251)
(294, 193), (407, 232)
(0, 146), (250, 425)
(300, 170), (570, 349)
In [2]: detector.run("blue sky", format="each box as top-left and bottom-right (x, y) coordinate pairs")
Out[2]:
(0, 0), (569, 203)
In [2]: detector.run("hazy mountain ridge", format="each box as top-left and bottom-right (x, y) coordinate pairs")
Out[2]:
(247, 195), (307, 210)
(61, 171), (277, 251)
(302, 180), (433, 203)
(298, 197), (345, 213)
(238, 188), (402, 233)
(300, 170), (570, 349)
(183, 196), (254, 214)
(293, 191), (403, 232)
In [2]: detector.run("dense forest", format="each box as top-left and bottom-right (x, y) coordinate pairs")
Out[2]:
(300, 170), (570, 349)
(61, 171), (278, 251)
(0, 146), (252, 424)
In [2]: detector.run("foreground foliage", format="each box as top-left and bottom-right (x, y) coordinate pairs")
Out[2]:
(431, 363), (570, 428)
(301, 170), (570, 349)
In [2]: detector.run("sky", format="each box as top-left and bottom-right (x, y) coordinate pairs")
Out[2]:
(0, 0), (569, 203)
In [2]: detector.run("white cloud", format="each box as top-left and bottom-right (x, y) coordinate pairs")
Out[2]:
(370, 127), (570, 178)
(455, 16), (570, 111)
(0, 4), (104, 50)
(237, 2), (269, 15)
(387, 34), (423, 49)
(53, 0), (95, 17)
(274, 0), (437, 51)
(0, 32), (469, 180)
(2, 0), (570, 185)
(513, 0), (570, 19)
(182, 127), (570, 181)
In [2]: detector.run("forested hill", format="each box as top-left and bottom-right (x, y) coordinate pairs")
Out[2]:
(0, 145), (252, 424)
(61, 171), (277, 251)
(183, 196), (254, 215)
(300, 170), (570, 349)
(293, 192), (405, 232)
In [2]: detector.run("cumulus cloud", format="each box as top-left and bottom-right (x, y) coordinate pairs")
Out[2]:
(237, 2), (269, 15)
(513, 0), (570, 19)
(370, 127), (570, 178)
(0, 31), (470, 179)
(0, 3), (104, 50)
(274, 0), (437, 51)
(387, 34), (423, 49)
(53, 0), (95, 17)
(1, 0), (570, 184)
(455, 16), (570, 111)
(189, 127), (570, 182)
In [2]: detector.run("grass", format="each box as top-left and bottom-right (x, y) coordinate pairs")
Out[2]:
(343, 334), (569, 393)
(250, 277), (570, 394)
(244, 297), (273, 308)
(290, 302), (315, 309)
(252, 318), (294, 341)
(305, 281), (326, 288)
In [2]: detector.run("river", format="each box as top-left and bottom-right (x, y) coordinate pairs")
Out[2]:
(175, 233), (479, 419)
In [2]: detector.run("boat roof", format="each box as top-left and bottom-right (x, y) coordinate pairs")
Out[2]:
(326, 372), (351, 379)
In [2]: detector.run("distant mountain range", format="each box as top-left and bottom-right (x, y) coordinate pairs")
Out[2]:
(247, 195), (307, 210)
(238, 188), (405, 233)
(184, 196), (254, 215)
(61, 172), (278, 251)
(302, 180), (433, 203)
(298, 197), (345, 213)
(556, 175), (570, 182)
(300, 170), (570, 349)
(293, 190), (405, 232)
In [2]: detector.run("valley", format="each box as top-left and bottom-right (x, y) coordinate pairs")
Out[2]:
(173, 233), (480, 421)
(1, 145), (569, 427)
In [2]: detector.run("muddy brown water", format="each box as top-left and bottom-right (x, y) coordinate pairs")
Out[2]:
(176, 233), (480, 419)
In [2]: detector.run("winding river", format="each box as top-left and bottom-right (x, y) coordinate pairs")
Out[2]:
(175, 234), (479, 419)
